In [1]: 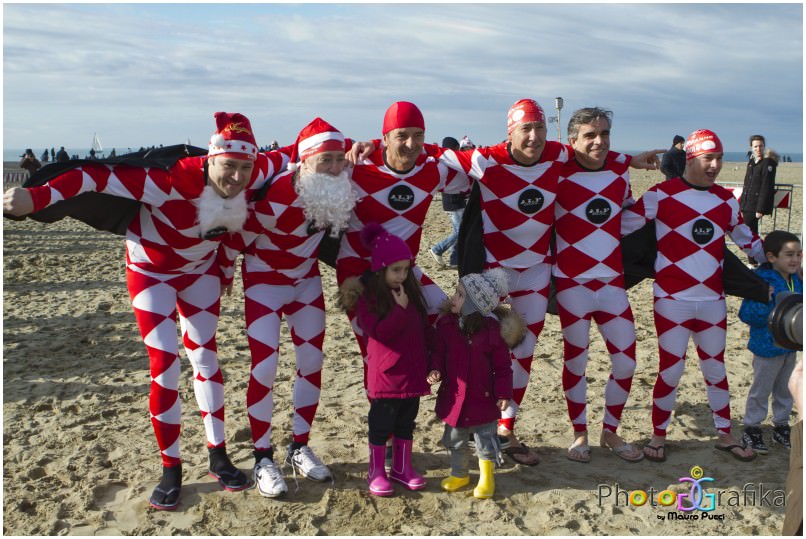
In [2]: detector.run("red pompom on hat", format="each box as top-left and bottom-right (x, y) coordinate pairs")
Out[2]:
(360, 222), (413, 272)
(507, 99), (546, 134)
(288, 117), (345, 171)
(208, 112), (258, 161)
(685, 129), (723, 160)
(382, 101), (425, 135)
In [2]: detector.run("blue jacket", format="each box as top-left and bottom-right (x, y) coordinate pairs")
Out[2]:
(738, 264), (802, 357)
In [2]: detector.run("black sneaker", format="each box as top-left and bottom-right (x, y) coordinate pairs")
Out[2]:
(772, 425), (791, 449)
(742, 427), (769, 455)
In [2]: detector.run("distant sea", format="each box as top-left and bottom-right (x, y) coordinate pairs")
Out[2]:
(4, 148), (803, 164)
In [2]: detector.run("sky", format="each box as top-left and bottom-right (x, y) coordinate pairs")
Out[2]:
(3, 2), (803, 155)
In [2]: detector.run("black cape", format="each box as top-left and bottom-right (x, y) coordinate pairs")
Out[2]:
(4, 144), (208, 235)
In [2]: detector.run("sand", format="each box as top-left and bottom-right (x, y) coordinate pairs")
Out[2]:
(3, 162), (802, 536)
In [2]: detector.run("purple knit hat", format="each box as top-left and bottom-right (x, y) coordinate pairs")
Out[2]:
(360, 222), (413, 272)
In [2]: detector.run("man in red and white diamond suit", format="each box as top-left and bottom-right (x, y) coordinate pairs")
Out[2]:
(3, 112), (290, 510)
(336, 101), (469, 387)
(621, 129), (765, 463)
(555, 107), (646, 464)
(218, 118), (358, 497)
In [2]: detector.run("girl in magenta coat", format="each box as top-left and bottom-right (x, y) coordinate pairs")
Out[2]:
(340, 222), (432, 497)
(427, 268), (524, 499)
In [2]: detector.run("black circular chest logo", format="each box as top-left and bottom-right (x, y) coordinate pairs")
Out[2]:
(388, 185), (415, 211)
(692, 218), (715, 245)
(585, 198), (612, 224)
(518, 188), (544, 214)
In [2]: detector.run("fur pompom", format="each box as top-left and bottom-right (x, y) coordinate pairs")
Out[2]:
(493, 305), (527, 348)
(483, 267), (509, 298)
(359, 222), (385, 251)
(337, 276), (364, 312)
(287, 161), (299, 172)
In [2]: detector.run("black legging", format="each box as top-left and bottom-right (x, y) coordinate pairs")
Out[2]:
(368, 397), (420, 445)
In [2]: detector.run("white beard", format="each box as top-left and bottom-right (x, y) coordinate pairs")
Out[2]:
(197, 185), (248, 238)
(295, 169), (357, 238)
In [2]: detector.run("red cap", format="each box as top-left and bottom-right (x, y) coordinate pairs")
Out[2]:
(288, 117), (345, 171)
(382, 101), (425, 135)
(507, 99), (546, 134)
(685, 129), (723, 160)
(208, 112), (258, 161)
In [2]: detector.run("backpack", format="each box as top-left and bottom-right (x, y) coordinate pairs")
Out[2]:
(5, 144), (208, 235)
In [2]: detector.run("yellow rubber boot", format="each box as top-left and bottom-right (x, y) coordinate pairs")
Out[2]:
(473, 459), (495, 499)
(441, 475), (470, 492)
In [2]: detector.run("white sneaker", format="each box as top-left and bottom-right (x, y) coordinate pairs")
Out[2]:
(429, 247), (446, 268)
(254, 458), (288, 498)
(286, 445), (332, 482)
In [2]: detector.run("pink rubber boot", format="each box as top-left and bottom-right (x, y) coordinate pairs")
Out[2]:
(389, 438), (426, 490)
(368, 443), (394, 496)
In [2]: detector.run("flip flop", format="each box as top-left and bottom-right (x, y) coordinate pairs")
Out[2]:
(503, 443), (540, 466)
(605, 442), (644, 462)
(567, 443), (591, 463)
(643, 444), (667, 462)
(715, 443), (756, 462)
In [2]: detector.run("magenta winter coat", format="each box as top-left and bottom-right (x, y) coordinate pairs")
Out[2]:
(356, 296), (432, 399)
(431, 313), (513, 428)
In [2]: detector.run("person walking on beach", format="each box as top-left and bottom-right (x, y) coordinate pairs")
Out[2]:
(4, 112), (292, 510)
(740, 134), (778, 237)
(428, 136), (467, 269)
(339, 223), (432, 497)
(621, 129), (766, 463)
(428, 268), (523, 499)
(554, 107), (644, 463)
(660, 135), (686, 181)
(55, 146), (69, 162)
(217, 118), (358, 498)
(738, 230), (802, 454)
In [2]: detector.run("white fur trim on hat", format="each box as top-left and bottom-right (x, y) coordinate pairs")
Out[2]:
(299, 131), (345, 155)
(208, 134), (258, 159)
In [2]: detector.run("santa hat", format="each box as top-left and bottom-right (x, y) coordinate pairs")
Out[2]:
(360, 222), (413, 272)
(208, 112), (258, 161)
(685, 129), (723, 160)
(460, 268), (509, 317)
(382, 101), (425, 135)
(288, 117), (345, 171)
(507, 99), (545, 134)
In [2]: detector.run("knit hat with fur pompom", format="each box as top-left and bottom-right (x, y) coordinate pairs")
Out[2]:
(460, 267), (508, 316)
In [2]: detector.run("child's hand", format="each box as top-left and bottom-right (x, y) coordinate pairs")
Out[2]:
(769, 285), (774, 301)
(392, 287), (409, 308)
(427, 370), (441, 384)
(497, 399), (509, 411)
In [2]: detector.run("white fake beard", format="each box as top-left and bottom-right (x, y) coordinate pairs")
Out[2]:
(295, 169), (357, 238)
(197, 185), (248, 238)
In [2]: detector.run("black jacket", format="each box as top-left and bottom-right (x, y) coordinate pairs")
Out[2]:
(660, 146), (686, 181)
(740, 154), (778, 215)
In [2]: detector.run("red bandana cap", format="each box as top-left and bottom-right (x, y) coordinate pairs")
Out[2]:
(507, 99), (546, 134)
(382, 101), (425, 135)
(288, 117), (345, 171)
(208, 112), (258, 161)
(360, 222), (413, 272)
(685, 129), (723, 160)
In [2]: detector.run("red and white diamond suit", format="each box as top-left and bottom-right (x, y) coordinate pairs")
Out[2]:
(219, 168), (329, 451)
(436, 141), (569, 430)
(335, 144), (469, 387)
(554, 151), (637, 434)
(26, 152), (289, 467)
(621, 177), (765, 436)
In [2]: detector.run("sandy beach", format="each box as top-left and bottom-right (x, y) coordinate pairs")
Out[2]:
(2, 162), (802, 536)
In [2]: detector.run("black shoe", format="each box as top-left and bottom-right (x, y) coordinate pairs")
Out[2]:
(149, 465), (182, 510)
(208, 447), (252, 491)
(773, 425), (791, 449)
(742, 427), (769, 455)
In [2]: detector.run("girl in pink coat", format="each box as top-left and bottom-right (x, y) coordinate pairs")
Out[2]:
(427, 268), (524, 499)
(339, 222), (432, 497)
